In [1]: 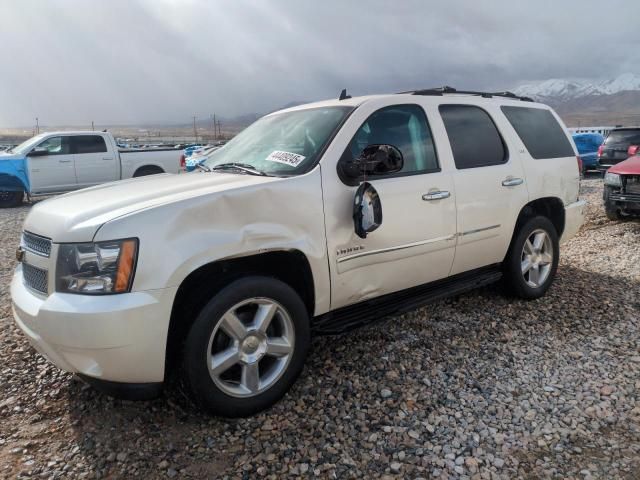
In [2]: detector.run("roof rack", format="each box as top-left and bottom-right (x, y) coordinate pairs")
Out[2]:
(399, 86), (533, 102)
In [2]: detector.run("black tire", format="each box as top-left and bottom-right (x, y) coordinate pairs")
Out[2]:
(0, 190), (23, 208)
(182, 276), (310, 417)
(605, 205), (622, 221)
(503, 216), (559, 300)
(133, 166), (163, 177)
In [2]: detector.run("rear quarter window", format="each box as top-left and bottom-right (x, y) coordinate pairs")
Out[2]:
(501, 106), (574, 159)
(604, 130), (640, 145)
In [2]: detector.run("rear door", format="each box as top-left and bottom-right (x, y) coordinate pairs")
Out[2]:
(437, 103), (529, 275)
(72, 135), (119, 187)
(27, 135), (76, 193)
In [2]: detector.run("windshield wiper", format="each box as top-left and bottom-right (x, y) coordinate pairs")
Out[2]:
(196, 162), (211, 172)
(209, 163), (267, 176)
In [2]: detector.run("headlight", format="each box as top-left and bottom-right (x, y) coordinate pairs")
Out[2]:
(56, 239), (138, 294)
(604, 172), (622, 187)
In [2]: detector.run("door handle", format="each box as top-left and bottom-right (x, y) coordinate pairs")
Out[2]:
(422, 190), (450, 201)
(502, 177), (524, 187)
(102, 157), (114, 161)
(58, 159), (72, 163)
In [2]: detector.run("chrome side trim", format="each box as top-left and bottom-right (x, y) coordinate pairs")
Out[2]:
(459, 224), (501, 237)
(337, 234), (456, 264)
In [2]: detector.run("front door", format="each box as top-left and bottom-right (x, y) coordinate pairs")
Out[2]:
(321, 102), (457, 309)
(72, 135), (118, 187)
(27, 136), (76, 193)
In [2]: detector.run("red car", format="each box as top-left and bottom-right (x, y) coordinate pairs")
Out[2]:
(603, 145), (640, 219)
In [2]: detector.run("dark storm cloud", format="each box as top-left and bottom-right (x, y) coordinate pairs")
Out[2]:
(0, 0), (638, 126)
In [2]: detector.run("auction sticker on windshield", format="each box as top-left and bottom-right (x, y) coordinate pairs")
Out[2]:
(266, 151), (306, 167)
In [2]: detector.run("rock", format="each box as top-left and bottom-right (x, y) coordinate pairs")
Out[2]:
(381, 388), (392, 398)
(390, 462), (402, 473)
(600, 385), (615, 396)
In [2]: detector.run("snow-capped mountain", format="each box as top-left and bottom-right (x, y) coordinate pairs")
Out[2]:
(513, 73), (640, 101)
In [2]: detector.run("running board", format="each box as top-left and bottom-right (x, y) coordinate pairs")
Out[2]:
(312, 265), (502, 335)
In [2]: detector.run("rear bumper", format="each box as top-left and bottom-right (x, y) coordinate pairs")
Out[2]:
(11, 267), (178, 384)
(561, 200), (586, 244)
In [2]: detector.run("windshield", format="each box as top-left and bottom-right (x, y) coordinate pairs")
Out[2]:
(605, 130), (640, 145)
(203, 106), (353, 175)
(10, 134), (47, 155)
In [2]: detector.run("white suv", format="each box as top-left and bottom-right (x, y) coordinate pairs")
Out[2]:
(11, 88), (584, 417)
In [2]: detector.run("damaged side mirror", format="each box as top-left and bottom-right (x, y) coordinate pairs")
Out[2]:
(341, 144), (404, 180)
(353, 181), (382, 239)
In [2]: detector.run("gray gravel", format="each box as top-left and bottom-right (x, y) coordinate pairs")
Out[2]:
(1, 177), (640, 479)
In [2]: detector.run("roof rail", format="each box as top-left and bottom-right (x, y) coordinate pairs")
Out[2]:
(399, 86), (533, 102)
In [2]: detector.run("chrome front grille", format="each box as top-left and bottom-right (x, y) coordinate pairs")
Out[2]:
(22, 231), (52, 257)
(22, 263), (48, 294)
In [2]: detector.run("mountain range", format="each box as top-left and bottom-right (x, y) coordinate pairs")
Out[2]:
(512, 73), (640, 126)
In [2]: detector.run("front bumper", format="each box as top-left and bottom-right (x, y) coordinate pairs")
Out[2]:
(561, 200), (586, 244)
(11, 266), (177, 384)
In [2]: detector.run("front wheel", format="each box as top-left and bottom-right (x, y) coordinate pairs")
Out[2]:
(503, 216), (559, 300)
(0, 190), (23, 208)
(182, 276), (310, 417)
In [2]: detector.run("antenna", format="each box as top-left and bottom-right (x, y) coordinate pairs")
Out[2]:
(339, 89), (351, 101)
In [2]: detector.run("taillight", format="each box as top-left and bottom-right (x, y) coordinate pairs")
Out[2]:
(597, 145), (604, 157)
(628, 145), (639, 156)
(179, 154), (186, 169)
(577, 156), (583, 174)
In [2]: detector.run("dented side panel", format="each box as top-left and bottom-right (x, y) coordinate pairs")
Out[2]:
(92, 169), (332, 315)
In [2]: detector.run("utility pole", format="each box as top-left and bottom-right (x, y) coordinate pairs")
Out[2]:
(193, 116), (198, 143)
(212, 113), (217, 140)
(35, 117), (39, 135)
(91, 121), (94, 131)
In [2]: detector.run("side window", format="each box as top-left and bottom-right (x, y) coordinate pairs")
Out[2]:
(73, 135), (107, 154)
(501, 106), (574, 159)
(343, 104), (439, 176)
(34, 136), (71, 156)
(439, 105), (507, 169)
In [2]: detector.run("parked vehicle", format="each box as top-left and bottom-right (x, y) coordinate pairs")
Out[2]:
(0, 131), (182, 207)
(597, 127), (640, 170)
(603, 153), (640, 219)
(572, 132), (603, 173)
(185, 146), (222, 172)
(11, 88), (584, 417)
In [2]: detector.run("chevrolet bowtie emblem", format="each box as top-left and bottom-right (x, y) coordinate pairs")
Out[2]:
(16, 246), (25, 263)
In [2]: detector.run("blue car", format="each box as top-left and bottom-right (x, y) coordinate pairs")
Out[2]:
(572, 133), (604, 173)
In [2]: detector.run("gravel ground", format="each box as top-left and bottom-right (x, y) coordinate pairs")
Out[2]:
(1, 177), (639, 479)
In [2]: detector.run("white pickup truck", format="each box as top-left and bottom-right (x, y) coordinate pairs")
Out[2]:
(0, 131), (181, 207)
(11, 88), (584, 417)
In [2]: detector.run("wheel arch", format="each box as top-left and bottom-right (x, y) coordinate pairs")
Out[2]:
(506, 197), (565, 258)
(164, 249), (315, 378)
(133, 164), (165, 177)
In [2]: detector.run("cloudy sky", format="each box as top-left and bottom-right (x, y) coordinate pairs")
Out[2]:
(1, 0), (639, 127)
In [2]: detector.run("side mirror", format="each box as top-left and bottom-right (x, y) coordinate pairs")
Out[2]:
(28, 148), (49, 157)
(628, 145), (639, 156)
(353, 182), (382, 239)
(342, 144), (404, 179)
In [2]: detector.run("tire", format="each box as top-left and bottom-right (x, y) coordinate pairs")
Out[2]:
(0, 190), (23, 208)
(133, 166), (163, 177)
(182, 276), (310, 417)
(503, 216), (559, 300)
(605, 205), (622, 221)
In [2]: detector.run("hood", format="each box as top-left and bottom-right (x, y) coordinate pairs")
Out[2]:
(608, 155), (640, 175)
(0, 151), (24, 161)
(23, 172), (279, 242)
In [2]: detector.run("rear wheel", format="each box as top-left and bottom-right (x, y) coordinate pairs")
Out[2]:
(0, 190), (23, 208)
(503, 216), (559, 300)
(182, 276), (310, 417)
